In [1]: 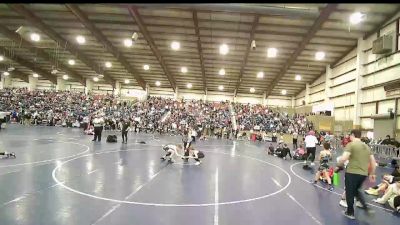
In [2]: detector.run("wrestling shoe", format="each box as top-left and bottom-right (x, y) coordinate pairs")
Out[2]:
(339, 199), (348, 208)
(365, 188), (379, 196)
(343, 211), (355, 220)
(160, 157), (166, 161)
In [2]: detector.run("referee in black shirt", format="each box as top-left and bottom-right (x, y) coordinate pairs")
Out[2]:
(121, 118), (131, 144)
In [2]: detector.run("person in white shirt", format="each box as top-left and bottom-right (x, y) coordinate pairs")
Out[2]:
(304, 130), (318, 166)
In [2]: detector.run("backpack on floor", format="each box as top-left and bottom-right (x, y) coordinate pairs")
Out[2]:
(106, 135), (117, 143)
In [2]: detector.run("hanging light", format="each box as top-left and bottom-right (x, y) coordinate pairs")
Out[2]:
(250, 88), (255, 93)
(30, 33), (40, 42)
(3, 71), (10, 76)
(0, 55), (4, 61)
(33, 73), (39, 78)
(143, 64), (150, 70)
(267, 48), (277, 58)
(63, 74), (69, 80)
(218, 85), (224, 91)
(315, 51), (325, 60)
(93, 77), (99, 82)
(219, 68), (225, 76)
(186, 83), (192, 89)
(105, 62), (112, 68)
(68, 59), (75, 65)
(76, 35), (86, 44)
(257, 71), (264, 78)
(124, 79), (130, 84)
(155, 81), (161, 86)
(181, 67), (188, 73)
(219, 44), (229, 55)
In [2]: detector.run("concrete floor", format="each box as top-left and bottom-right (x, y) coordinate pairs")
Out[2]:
(0, 124), (399, 225)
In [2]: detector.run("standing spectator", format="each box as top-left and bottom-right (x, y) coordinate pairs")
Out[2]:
(342, 134), (351, 147)
(292, 131), (298, 150)
(121, 118), (131, 144)
(92, 115), (104, 142)
(304, 130), (318, 166)
(337, 129), (376, 220)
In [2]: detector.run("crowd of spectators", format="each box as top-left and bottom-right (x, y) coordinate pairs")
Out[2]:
(234, 103), (313, 135)
(0, 88), (116, 128)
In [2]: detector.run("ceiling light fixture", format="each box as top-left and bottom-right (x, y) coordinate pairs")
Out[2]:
(155, 81), (161, 86)
(3, 71), (10, 76)
(124, 79), (130, 84)
(349, 12), (365, 25)
(171, 41), (180, 50)
(281, 89), (287, 95)
(218, 85), (224, 91)
(30, 33), (40, 42)
(315, 51), (325, 60)
(181, 67), (188, 73)
(219, 44), (229, 55)
(68, 59), (75, 65)
(7, 67), (15, 72)
(93, 77), (99, 82)
(105, 62), (112, 68)
(0, 55), (4, 61)
(124, 38), (133, 47)
(98, 74), (104, 78)
(76, 35), (86, 44)
(187, 83), (192, 89)
(143, 64), (150, 70)
(295, 74), (302, 81)
(250, 87), (255, 93)
(267, 48), (278, 58)
(257, 71), (264, 78)
(219, 68), (225, 76)
(63, 75), (69, 80)
(32, 73), (39, 78)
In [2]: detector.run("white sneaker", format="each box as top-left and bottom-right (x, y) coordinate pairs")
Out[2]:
(310, 162), (315, 166)
(355, 201), (363, 208)
(339, 199), (348, 208)
(195, 161), (201, 165)
(372, 198), (385, 204)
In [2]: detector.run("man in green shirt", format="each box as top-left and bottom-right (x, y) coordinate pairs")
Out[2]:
(337, 129), (376, 220)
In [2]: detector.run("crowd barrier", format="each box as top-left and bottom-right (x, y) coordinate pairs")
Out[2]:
(369, 144), (399, 159)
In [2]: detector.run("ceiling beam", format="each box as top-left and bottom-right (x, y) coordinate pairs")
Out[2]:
(193, 10), (207, 94)
(0, 24), (85, 86)
(65, 4), (146, 90)
(130, 4), (320, 18)
(128, 6), (177, 92)
(265, 4), (338, 98)
(8, 4), (115, 87)
(234, 15), (259, 96)
(0, 46), (57, 84)
(363, 6), (400, 40)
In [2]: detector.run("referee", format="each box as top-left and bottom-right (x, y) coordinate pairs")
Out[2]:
(337, 129), (376, 220)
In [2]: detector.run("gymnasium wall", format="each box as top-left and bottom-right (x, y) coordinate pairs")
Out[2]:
(296, 14), (400, 140)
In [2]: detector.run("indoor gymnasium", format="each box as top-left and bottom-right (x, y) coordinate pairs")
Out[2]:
(1, 3), (400, 225)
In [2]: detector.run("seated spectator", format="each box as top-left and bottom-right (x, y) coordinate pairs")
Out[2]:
(267, 143), (275, 155)
(373, 178), (400, 205)
(366, 165), (400, 196)
(277, 143), (292, 160)
(293, 144), (306, 160)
